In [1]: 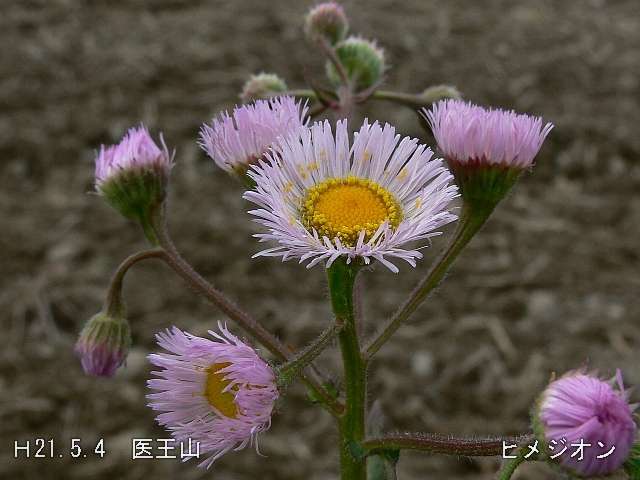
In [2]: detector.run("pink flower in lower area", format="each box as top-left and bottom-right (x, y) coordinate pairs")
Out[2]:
(95, 125), (172, 191)
(147, 325), (278, 469)
(424, 99), (553, 169)
(538, 370), (637, 477)
(199, 96), (308, 174)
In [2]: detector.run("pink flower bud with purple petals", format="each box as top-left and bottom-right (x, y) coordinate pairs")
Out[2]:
(535, 369), (637, 477)
(75, 312), (131, 377)
(199, 96), (308, 176)
(94, 125), (173, 223)
(424, 99), (553, 207)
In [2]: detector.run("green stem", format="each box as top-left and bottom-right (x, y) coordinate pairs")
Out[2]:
(328, 259), (367, 480)
(104, 248), (165, 317)
(497, 448), (528, 480)
(361, 433), (532, 457)
(365, 202), (493, 359)
(372, 86), (461, 109)
(277, 322), (343, 387)
(285, 89), (317, 99)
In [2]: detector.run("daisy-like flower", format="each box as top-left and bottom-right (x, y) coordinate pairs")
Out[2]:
(147, 325), (278, 469)
(244, 119), (458, 273)
(95, 125), (173, 221)
(535, 370), (637, 477)
(198, 96), (308, 176)
(424, 99), (553, 206)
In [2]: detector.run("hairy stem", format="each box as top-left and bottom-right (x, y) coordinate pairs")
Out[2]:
(497, 448), (528, 480)
(104, 248), (166, 316)
(365, 203), (491, 359)
(328, 259), (367, 480)
(150, 210), (343, 416)
(361, 433), (533, 457)
(277, 322), (343, 387)
(372, 87), (461, 109)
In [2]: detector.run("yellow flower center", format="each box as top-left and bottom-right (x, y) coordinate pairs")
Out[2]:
(301, 176), (402, 246)
(204, 362), (238, 418)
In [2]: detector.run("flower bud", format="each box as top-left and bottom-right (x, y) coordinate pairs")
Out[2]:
(424, 99), (552, 212)
(326, 36), (385, 91)
(199, 96), (308, 178)
(240, 72), (288, 103)
(95, 125), (173, 224)
(75, 311), (131, 377)
(533, 370), (637, 477)
(304, 2), (348, 45)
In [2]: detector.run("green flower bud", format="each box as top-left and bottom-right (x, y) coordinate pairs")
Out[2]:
(240, 73), (288, 103)
(326, 36), (386, 91)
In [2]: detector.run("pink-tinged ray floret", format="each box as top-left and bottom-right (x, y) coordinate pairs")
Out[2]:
(425, 99), (553, 169)
(539, 369), (637, 476)
(199, 96), (308, 173)
(94, 125), (172, 190)
(147, 324), (278, 469)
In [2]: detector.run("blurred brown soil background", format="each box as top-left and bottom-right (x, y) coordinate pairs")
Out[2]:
(1, 1), (639, 479)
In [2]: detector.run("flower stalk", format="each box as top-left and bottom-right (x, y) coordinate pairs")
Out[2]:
(277, 322), (344, 388)
(365, 201), (494, 359)
(360, 433), (532, 458)
(148, 208), (344, 416)
(328, 259), (367, 480)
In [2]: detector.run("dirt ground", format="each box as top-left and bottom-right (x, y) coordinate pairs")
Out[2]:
(2, 1), (639, 479)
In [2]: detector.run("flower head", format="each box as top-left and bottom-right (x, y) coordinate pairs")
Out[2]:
(95, 125), (173, 221)
(147, 325), (278, 469)
(305, 2), (349, 45)
(424, 99), (552, 207)
(75, 311), (131, 377)
(244, 119), (458, 273)
(425, 99), (553, 169)
(326, 36), (385, 91)
(535, 369), (637, 477)
(240, 72), (288, 103)
(199, 96), (308, 176)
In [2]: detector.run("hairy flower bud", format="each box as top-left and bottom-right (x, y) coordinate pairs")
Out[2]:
(533, 370), (637, 477)
(424, 99), (552, 212)
(240, 72), (288, 103)
(326, 36), (385, 91)
(304, 2), (349, 45)
(94, 126), (173, 235)
(75, 311), (131, 377)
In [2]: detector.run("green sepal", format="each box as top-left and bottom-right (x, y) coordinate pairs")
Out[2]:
(624, 443), (640, 480)
(448, 160), (523, 215)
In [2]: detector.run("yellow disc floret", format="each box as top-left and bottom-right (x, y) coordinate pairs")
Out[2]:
(204, 362), (238, 418)
(301, 176), (402, 246)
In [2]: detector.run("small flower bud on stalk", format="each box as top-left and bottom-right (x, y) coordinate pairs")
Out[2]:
(305, 2), (349, 45)
(240, 72), (288, 103)
(533, 370), (637, 477)
(199, 96), (308, 182)
(74, 311), (131, 377)
(94, 126), (173, 244)
(326, 36), (385, 91)
(424, 99), (553, 215)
